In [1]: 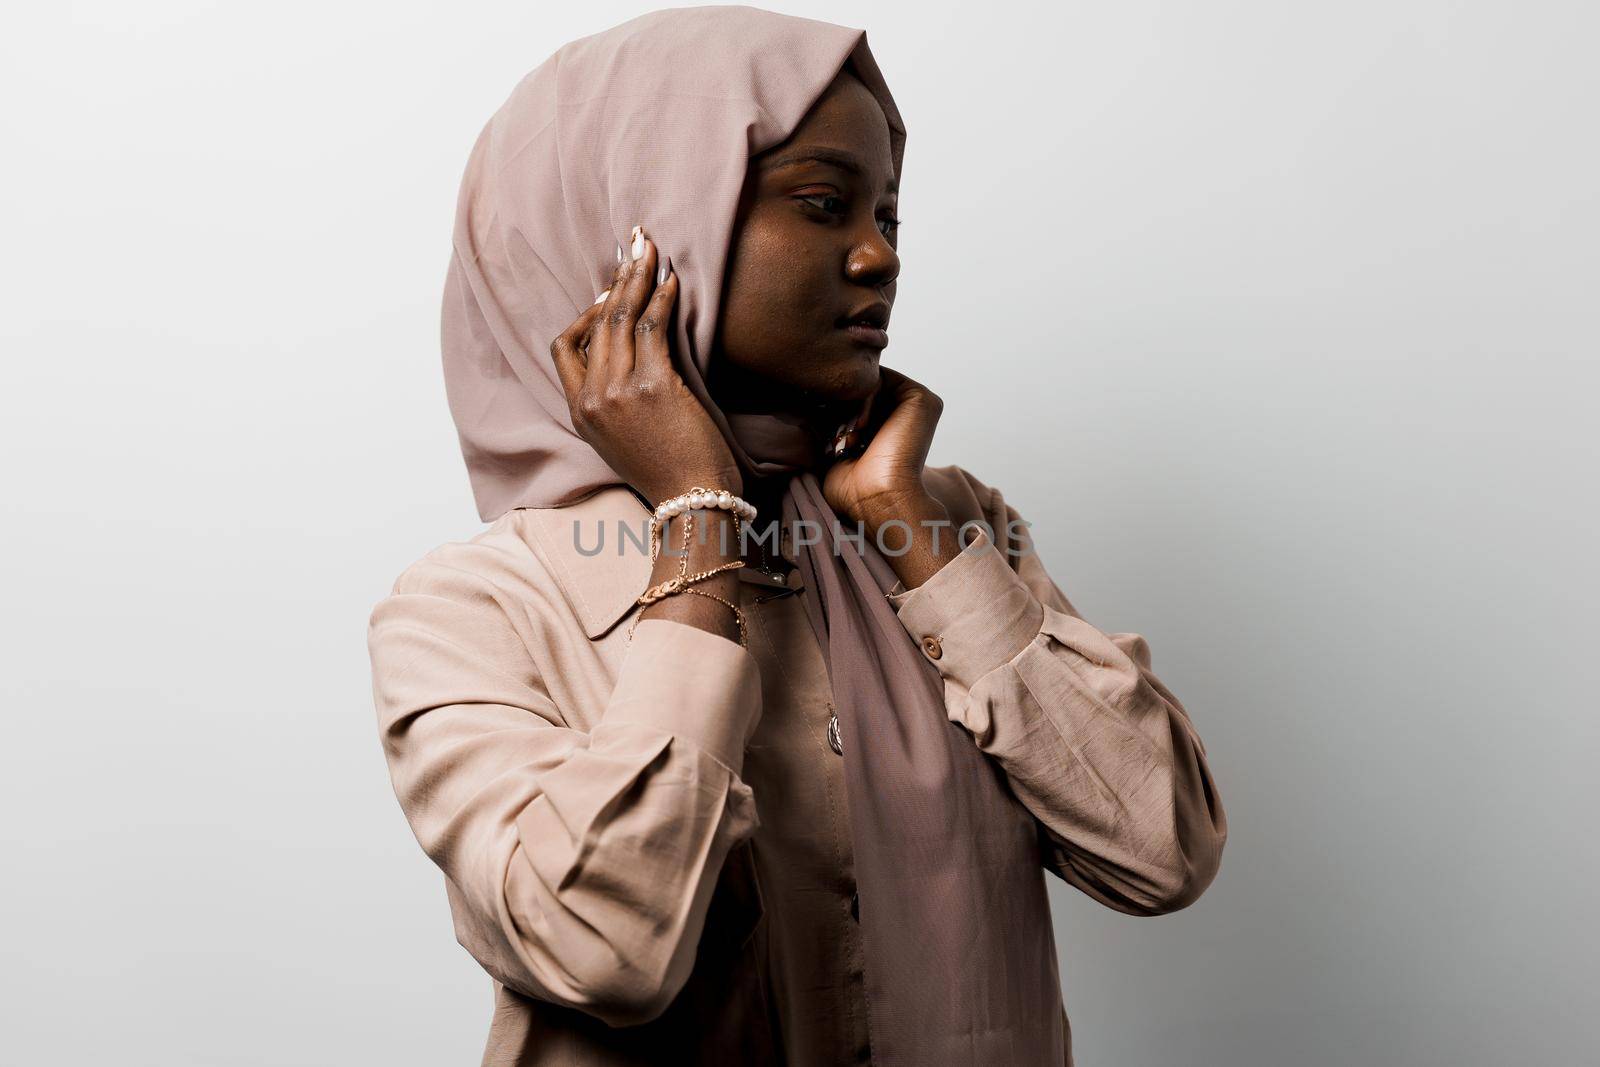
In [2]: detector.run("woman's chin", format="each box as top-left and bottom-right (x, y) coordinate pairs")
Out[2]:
(816, 349), (881, 401)
(782, 361), (879, 425)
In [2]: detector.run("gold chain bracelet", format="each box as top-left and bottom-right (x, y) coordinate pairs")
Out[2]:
(635, 560), (745, 606)
(629, 508), (749, 646)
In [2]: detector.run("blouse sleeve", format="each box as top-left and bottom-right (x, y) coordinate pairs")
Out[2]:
(367, 557), (762, 1027)
(886, 474), (1228, 916)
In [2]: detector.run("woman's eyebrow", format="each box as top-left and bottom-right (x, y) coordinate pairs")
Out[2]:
(761, 146), (898, 193)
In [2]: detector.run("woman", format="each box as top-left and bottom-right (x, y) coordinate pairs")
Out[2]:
(367, 7), (1227, 1065)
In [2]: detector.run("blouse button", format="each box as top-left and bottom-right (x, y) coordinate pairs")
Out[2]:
(920, 635), (943, 660)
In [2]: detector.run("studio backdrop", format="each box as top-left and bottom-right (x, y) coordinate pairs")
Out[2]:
(2, 2), (1594, 1065)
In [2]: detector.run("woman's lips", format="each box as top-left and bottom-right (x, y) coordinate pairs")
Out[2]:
(841, 323), (889, 348)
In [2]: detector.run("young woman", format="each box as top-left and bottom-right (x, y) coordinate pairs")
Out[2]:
(368, 8), (1227, 1065)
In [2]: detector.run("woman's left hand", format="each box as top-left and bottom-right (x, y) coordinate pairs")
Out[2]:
(823, 367), (949, 534)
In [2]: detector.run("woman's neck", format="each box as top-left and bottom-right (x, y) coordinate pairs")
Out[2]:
(712, 361), (858, 432)
(709, 361), (860, 524)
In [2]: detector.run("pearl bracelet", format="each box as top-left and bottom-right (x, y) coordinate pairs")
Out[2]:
(652, 487), (757, 524)
(650, 486), (754, 560)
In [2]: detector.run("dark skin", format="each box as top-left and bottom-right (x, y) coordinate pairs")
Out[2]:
(550, 68), (959, 645)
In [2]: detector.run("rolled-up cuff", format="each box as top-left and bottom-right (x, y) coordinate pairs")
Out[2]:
(601, 618), (763, 775)
(889, 526), (1045, 693)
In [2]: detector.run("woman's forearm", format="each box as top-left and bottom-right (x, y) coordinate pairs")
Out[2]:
(860, 490), (962, 590)
(637, 508), (746, 646)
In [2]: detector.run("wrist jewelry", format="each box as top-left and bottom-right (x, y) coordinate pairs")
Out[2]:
(635, 560), (746, 606)
(629, 507), (750, 647)
(648, 486), (756, 562)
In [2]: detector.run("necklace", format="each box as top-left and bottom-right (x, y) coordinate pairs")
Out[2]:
(738, 517), (793, 594)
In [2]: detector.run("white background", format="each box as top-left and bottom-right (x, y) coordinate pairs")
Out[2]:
(4, 2), (1596, 1064)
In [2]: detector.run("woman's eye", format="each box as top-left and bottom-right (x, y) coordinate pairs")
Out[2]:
(799, 194), (901, 238)
(800, 194), (848, 216)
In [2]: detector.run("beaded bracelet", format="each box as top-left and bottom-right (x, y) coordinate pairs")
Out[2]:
(648, 486), (756, 562)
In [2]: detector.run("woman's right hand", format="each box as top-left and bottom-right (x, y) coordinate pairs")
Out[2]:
(550, 226), (742, 506)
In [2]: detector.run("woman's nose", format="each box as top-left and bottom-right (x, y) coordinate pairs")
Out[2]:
(846, 235), (899, 287)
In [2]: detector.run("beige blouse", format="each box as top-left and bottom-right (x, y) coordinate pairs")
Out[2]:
(367, 464), (1227, 1066)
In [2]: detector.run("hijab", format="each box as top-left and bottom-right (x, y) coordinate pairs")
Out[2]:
(440, 7), (1066, 1063)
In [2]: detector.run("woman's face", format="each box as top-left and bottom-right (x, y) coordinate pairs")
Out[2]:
(711, 68), (900, 422)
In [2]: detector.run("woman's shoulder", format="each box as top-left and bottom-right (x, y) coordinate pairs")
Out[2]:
(370, 485), (651, 639)
(380, 508), (550, 602)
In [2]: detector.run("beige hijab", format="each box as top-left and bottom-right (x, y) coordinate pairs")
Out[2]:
(441, 6), (1066, 1062)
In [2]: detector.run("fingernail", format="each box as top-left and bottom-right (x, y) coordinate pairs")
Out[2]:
(656, 253), (671, 285)
(615, 242), (623, 265)
(593, 289), (609, 304)
(631, 224), (645, 261)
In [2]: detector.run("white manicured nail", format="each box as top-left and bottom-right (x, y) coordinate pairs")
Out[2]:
(631, 224), (645, 261)
(593, 289), (609, 304)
